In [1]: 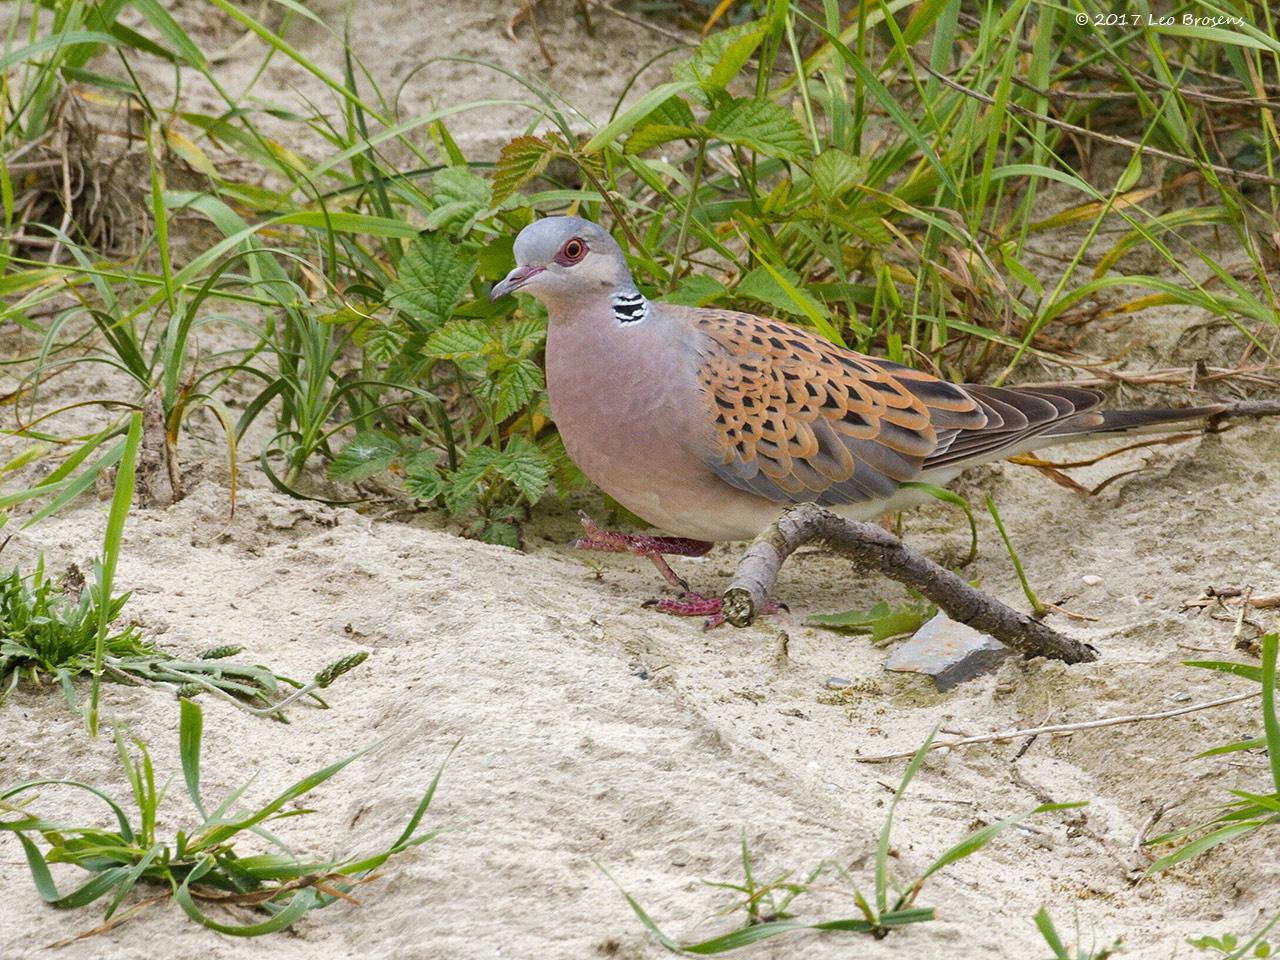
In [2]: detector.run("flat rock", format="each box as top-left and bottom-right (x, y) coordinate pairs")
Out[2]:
(885, 612), (1013, 691)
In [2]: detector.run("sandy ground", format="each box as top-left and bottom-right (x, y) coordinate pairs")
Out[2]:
(4, 2), (1280, 958)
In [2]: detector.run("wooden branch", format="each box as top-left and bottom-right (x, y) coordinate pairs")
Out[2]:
(721, 503), (1098, 664)
(856, 690), (1261, 764)
(1207, 399), (1280, 428)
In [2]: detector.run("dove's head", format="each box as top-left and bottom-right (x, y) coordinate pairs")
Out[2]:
(490, 216), (635, 305)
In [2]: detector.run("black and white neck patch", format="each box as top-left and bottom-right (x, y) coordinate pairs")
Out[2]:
(611, 291), (650, 325)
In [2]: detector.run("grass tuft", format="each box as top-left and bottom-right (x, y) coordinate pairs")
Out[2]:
(0, 699), (453, 940)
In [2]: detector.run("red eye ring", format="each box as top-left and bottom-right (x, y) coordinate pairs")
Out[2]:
(560, 237), (586, 262)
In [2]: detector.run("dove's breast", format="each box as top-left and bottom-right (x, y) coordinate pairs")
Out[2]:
(543, 308), (784, 541)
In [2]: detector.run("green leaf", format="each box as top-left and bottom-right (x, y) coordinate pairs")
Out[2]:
(920, 801), (1085, 884)
(1116, 151), (1143, 193)
(180, 698), (206, 820)
(806, 599), (935, 644)
(661, 274), (727, 307)
(1147, 821), (1262, 874)
(1184, 660), (1263, 683)
(1035, 907), (1069, 960)
(404, 468), (446, 502)
(424, 166), (491, 232)
(626, 123), (697, 155)
(494, 436), (551, 504)
(674, 22), (767, 95)
(704, 98), (811, 161)
(479, 520), (520, 548)
(492, 136), (555, 206)
(329, 432), (400, 482)
(501, 316), (548, 351)
(90, 412), (142, 736)
(635, 95), (695, 129)
(626, 95), (697, 154)
(900, 481), (978, 567)
(385, 233), (475, 332)
(422, 319), (492, 360)
(1262, 633), (1280, 797)
(486, 358), (544, 421)
(737, 265), (829, 319)
(583, 80), (700, 154)
(443, 447), (499, 514)
(811, 147), (862, 201)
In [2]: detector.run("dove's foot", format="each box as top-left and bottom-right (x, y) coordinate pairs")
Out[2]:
(573, 511), (712, 591)
(644, 593), (786, 631)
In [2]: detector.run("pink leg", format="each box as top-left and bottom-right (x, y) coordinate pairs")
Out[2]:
(646, 593), (786, 631)
(573, 511), (711, 592)
(573, 514), (785, 629)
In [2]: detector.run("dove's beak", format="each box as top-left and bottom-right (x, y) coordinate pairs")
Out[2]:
(490, 264), (545, 301)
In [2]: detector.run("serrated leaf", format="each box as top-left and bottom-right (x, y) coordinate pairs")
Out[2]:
(625, 97), (698, 154)
(811, 147), (861, 201)
(422, 319), (492, 360)
(500, 316), (547, 351)
(404, 466), (446, 502)
(638, 95), (695, 129)
(423, 166), (491, 232)
(329, 432), (400, 483)
(708, 26), (766, 89)
(674, 22), (766, 99)
(443, 447), (499, 514)
(492, 136), (555, 206)
(704, 97), (810, 160)
(737, 265), (829, 319)
(359, 325), (402, 365)
(478, 520), (520, 548)
(494, 436), (551, 504)
(477, 234), (516, 280)
(538, 432), (587, 494)
(385, 232), (475, 333)
(484, 358), (544, 421)
(433, 165), (490, 205)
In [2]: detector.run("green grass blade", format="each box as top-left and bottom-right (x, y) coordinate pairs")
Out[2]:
(1261, 633), (1280, 796)
(89, 412), (143, 736)
(180, 698), (207, 820)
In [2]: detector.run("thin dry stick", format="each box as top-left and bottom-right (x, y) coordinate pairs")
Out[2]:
(916, 56), (1280, 188)
(721, 503), (1098, 664)
(1207, 399), (1280, 425)
(856, 690), (1261, 763)
(579, 0), (694, 45)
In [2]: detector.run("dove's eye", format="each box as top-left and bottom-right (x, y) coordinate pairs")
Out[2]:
(558, 237), (587, 264)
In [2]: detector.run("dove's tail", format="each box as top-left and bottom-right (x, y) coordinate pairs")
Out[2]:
(1042, 403), (1229, 440)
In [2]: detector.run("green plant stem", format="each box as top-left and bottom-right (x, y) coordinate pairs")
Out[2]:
(669, 140), (706, 294)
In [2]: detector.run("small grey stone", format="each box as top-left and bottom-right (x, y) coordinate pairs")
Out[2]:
(824, 676), (852, 689)
(885, 612), (1013, 691)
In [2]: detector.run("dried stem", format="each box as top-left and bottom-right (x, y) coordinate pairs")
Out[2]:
(856, 691), (1261, 763)
(721, 503), (1098, 664)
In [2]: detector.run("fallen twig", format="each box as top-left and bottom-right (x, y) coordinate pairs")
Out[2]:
(1207, 398), (1280, 426)
(721, 503), (1098, 664)
(856, 690), (1261, 763)
(579, 0), (694, 45)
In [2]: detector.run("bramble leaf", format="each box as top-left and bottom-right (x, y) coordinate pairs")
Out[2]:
(386, 233), (475, 332)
